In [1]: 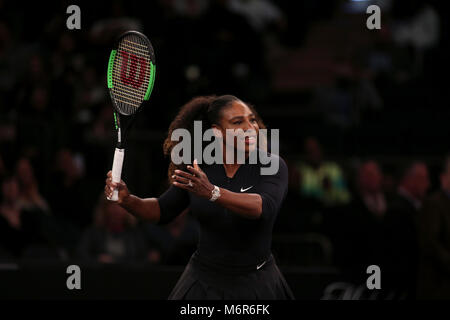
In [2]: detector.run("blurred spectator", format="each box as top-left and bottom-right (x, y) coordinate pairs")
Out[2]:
(296, 137), (350, 207)
(0, 175), (52, 258)
(417, 156), (450, 299)
(77, 196), (151, 264)
(382, 162), (430, 299)
(328, 161), (386, 280)
(355, 161), (387, 220)
(15, 157), (49, 214)
(43, 148), (91, 255)
(394, 162), (430, 211)
(48, 148), (90, 228)
(140, 209), (199, 265)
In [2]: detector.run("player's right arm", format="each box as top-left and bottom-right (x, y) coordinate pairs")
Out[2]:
(105, 171), (161, 223)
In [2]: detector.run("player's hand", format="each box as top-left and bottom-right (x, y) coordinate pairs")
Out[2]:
(172, 159), (214, 200)
(105, 170), (130, 204)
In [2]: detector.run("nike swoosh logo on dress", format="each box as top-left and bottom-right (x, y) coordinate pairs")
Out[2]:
(256, 261), (267, 270)
(240, 186), (253, 192)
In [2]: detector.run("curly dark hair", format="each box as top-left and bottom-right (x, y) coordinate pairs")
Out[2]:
(163, 95), (266, 182)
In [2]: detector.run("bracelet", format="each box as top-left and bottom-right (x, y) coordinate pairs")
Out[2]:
(209, 185), (221, 202)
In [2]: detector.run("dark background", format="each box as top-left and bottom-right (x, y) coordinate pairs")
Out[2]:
(0, 0), (449, 299)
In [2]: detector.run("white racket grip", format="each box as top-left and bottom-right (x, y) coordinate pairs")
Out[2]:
(109, 148), (125, 201)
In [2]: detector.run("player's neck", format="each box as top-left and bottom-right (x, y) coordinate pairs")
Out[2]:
(223, 163), (241, 179)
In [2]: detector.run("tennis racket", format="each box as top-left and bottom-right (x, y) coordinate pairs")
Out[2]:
(106, 31), (156, 201)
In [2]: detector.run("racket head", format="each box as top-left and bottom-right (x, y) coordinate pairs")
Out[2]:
(107, 31), (156, 116)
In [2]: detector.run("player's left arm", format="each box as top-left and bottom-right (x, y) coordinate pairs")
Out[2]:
(173, 157), (288, 220)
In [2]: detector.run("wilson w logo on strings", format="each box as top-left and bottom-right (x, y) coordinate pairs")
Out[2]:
(120, 50), (147, 88)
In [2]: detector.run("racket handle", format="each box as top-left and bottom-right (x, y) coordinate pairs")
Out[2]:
(109, 148), (125, 202)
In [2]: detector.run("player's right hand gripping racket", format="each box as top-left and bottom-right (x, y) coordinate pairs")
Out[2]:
(106, 31), (156, 201)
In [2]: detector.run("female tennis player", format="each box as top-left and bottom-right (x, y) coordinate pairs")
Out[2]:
(104, 95), (294, 299)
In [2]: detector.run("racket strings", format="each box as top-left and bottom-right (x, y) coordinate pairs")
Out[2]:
(121, 42), (149, 54)
(111, 34), (153, 115)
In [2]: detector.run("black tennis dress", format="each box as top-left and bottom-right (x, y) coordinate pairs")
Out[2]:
(157, 153), (295, 300)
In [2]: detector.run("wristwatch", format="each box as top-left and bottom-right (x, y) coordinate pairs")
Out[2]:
(209, 185), (221, 202)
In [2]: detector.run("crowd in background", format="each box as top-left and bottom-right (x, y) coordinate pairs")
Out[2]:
(1, 0), (449, 299)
